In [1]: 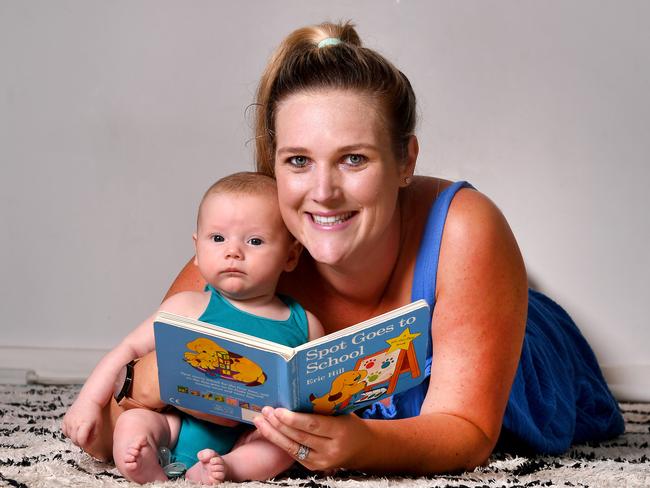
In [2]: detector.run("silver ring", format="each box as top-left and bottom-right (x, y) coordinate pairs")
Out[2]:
(296, 444), (310, 461)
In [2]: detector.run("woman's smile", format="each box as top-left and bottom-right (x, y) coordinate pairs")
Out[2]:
(308, 211), (357, 228)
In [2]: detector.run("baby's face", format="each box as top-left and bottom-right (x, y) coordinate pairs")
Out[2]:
(193, 192), (299, 301)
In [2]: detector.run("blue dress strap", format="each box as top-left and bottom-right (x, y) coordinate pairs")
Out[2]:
(411, 180), (475, 309)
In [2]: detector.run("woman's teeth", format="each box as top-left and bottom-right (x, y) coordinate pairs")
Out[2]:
(312, 212), (353, 226)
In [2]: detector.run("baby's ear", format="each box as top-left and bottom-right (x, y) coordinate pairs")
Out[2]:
(192, 233), (199, 266)
(284, 239), (303, 272)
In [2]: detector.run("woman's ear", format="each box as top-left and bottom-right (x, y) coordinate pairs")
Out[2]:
(284, 239), (303, 272)
(399, 135), (418, 186)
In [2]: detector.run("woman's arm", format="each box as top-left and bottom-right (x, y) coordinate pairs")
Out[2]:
(254, 189), (528, 473)
(163, 256), (206, 299)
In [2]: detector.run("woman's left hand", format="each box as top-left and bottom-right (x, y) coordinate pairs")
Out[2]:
(253, 407), (370, 472)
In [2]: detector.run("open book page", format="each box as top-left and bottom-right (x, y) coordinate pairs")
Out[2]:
(154, 320), (292, 423)
(293, 300), (431, 415)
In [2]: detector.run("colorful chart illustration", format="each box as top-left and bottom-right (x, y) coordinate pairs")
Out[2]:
(357, 349), (401, 386)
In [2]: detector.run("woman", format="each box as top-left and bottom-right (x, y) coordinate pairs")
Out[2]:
(67, 21), (623, 475)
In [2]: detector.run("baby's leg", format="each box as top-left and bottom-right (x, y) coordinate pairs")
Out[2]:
(112, 408), (181, 484)
(219, 438), (295, 482)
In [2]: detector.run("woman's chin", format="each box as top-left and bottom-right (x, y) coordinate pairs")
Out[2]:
(306, 246), (353, 268)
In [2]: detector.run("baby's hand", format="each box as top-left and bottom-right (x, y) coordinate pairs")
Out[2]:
(61, 396), (103, 451)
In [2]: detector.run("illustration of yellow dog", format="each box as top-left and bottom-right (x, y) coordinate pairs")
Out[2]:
(184, 338), (226, 370)
(230, 355), (267, 386)
(184, 337), (266, 386)
(309, 370), (368, 414)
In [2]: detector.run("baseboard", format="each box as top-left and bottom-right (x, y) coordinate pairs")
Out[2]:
(1, 346), (648, 402)
(601, 363), (650, 403)
(0, 346), (107, 384)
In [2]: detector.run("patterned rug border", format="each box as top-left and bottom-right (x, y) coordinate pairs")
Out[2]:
(1, 385), (648, 488)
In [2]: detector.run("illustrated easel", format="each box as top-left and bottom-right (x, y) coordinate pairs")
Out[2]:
(353, 341), (421, 396)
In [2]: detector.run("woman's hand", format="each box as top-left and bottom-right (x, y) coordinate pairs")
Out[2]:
(253, 407), (370, 472)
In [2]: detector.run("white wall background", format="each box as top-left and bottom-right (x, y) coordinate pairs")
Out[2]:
(1, 1), (648, 400)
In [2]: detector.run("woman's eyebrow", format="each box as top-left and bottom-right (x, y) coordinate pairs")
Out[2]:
(276, 143), (379, 155)
(276, 146), (309, 155)
(338, 143), (379, 152)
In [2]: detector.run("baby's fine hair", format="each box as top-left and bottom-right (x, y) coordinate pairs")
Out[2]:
(197, 171), (278, 225)
(203, 171), (277, 197)
(255, 20), (417, 175)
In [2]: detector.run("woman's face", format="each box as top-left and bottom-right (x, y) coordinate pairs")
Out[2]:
(273, 89), (414, 268)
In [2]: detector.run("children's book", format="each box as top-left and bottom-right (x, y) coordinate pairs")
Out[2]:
(153, 299), (430, 424)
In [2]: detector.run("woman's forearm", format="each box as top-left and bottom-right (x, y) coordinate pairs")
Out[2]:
(130, 350), (239, 427)
(128, 350), (167, 409)
(351, 413), (495, 474)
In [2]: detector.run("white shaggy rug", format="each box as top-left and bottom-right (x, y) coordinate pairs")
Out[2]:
(0, 385), (648, 488)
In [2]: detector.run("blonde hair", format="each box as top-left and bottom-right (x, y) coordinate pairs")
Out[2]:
(254, 21), (417, 176)
(197, 171), (278, 225)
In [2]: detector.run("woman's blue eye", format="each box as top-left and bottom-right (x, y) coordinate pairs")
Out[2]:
(248, 238), (263, 246)
(211, 235), (224, 243)
(288, 156), (308, 167)
(346, 154), (366, 165)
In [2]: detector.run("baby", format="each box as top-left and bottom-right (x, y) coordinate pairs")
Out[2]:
(62, 172), (323, 484)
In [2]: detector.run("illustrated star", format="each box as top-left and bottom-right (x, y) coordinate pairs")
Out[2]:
(385, 328), (421, 353)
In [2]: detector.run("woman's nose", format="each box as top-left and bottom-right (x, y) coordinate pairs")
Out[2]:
(311, 165), (341, 204)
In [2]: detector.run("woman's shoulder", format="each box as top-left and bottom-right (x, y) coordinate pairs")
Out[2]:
(405, 176), (503, 230)
(401, 175), (488, 239)
(400, 176), (449, 226)
(404, 176), (521, 279)
(407, 175), (452, 203)
(434, 179), (527, 302)
(442, 182), (510, 242)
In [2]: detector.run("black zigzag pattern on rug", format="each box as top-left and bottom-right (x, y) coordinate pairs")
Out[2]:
(1, 385), (649, 487)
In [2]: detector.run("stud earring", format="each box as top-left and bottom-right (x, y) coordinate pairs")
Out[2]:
(403, 176), (412, 186)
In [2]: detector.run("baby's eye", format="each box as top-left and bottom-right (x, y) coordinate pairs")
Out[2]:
(345, 154), (367, 166)
(288, 156), (309, 168)
(248, 238), (263, 246)
(211, 234), (224, 243)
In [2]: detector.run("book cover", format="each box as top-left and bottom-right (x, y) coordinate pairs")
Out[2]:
(154, 299), (430, 423)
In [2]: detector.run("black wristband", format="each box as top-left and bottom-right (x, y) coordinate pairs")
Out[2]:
(114, 359), (136, 403)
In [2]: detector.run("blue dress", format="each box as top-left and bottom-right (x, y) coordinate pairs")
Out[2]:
(360, 181), (624, 454)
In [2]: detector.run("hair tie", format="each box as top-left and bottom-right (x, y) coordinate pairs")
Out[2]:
(317, 37), (342, 48)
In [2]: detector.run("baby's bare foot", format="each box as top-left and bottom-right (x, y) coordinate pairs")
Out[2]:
(185, 449), (226, 484)
(121, 435), (167, 483)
